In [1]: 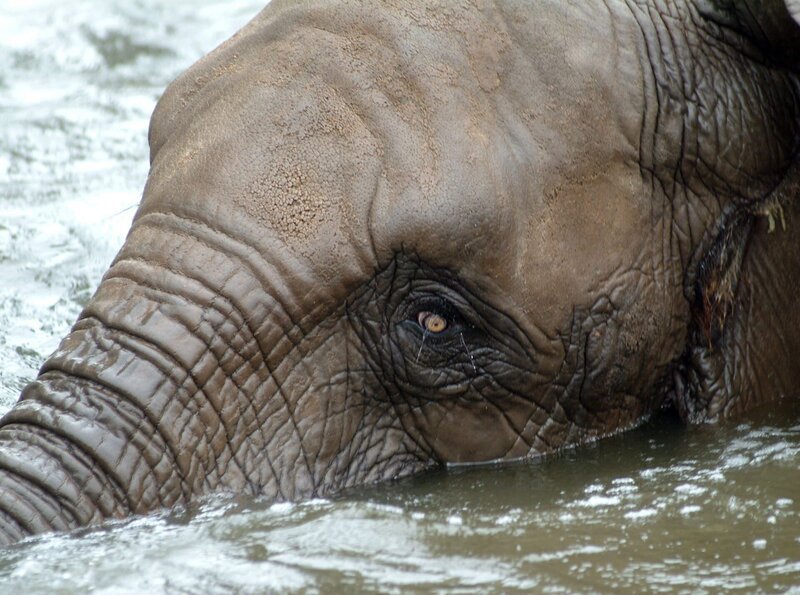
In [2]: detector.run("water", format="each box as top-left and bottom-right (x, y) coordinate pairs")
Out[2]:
(0, 1), (798, 592)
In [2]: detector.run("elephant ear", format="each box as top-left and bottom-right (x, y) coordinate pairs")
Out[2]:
(674, 1), (800, 422)
(698, 0), (800, 69)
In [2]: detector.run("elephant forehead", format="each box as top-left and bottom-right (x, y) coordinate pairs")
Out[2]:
(141, 0), (648, 307)
(361, 1), (649, 323)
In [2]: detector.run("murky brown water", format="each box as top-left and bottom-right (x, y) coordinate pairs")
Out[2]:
(1, 2), (798, 592)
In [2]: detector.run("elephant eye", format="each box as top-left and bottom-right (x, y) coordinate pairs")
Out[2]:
(417, 311), (449, 334)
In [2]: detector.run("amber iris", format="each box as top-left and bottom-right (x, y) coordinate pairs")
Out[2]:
(417, 311), (448, 334)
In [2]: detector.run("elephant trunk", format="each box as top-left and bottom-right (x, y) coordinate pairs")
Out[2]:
(0, 329), (174, 541)
(0, 215), (336, 544)
(0, 318), (187, 542)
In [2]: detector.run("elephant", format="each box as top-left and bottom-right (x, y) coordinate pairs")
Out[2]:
(0, 0), (798, 545)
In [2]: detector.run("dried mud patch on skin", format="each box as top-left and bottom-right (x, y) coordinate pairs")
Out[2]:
(237, 82), (379, 244)
(278, 86), (363, 141)
(243, 151), (336, 242)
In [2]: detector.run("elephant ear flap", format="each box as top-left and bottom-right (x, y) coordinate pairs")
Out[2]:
(700, 0), (800, 69)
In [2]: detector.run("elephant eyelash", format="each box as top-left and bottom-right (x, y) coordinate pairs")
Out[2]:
(409, 306), (479, 373)
(415, 329), (429, 362)
(398, 290), (483, 357)
(460, 331), (477, 373)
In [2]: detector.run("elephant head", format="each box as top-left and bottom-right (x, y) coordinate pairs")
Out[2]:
(0, 0), (798, 543)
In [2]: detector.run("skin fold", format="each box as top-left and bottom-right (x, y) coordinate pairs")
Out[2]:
(0, 0), (798, 543)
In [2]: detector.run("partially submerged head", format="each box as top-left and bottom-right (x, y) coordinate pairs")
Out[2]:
(2, 0), (799, 545)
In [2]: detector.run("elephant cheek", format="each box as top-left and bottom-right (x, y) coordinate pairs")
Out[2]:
(559, 298), (679, 432)
(406, 398), (529, 464)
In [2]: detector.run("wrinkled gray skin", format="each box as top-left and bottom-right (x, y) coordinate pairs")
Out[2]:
(0, 0), (799, 544)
